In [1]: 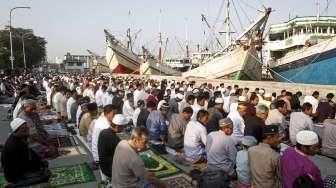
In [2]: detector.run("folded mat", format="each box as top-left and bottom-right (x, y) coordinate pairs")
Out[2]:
(0, 163), (96, 188)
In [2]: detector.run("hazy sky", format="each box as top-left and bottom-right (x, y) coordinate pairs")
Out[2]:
(1, 0), (334, 61)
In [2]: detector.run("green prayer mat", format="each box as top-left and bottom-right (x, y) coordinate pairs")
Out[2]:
(0, 163), (96, 188)
(140, 149), (182, 178)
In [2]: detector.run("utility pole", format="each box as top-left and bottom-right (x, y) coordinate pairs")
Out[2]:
(9, 6), (31, 70)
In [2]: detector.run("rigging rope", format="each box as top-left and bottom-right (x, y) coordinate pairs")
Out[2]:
(236, 1), (252, 23)
(232, 0), (245, 31)
(240, 0), (259, 12)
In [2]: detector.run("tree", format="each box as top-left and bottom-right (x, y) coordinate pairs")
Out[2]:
(0, 27), (47, 70)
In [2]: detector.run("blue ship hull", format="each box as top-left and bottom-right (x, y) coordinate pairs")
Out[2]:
(272, 47), (336, 85)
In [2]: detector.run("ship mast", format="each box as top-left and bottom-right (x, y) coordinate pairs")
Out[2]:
(185, 18), (190, 58)
(158, 9), (163, 63)
(126, 10), (133, 51)
(316, 0), (320, 21)
(225, 0), (231, 46)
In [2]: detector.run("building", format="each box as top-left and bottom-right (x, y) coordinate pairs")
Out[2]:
(61, 52), (90, 73)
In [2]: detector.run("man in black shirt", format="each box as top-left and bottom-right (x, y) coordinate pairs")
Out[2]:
(98, 114), (128, 179)
(112, 90), (125, 114)
(1, 118), (51, 186)
(244, 105), (269, 143)
(136, 100), (156, 128)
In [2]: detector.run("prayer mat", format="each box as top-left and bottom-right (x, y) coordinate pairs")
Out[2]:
(0, 163), (96, 188)
(140, 149), (182, 178)
(47, 163), (96, 187)
(0, 175), (6, 187)
(49, 136), (78, 148)
(58, 146), (87, 158)
(0, 104), (12, 108)
(161, 173), (193, 188)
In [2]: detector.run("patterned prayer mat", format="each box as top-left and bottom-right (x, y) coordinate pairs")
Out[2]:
(0, 163), (96, 188)
(161, 173), (194, 188)
(49, 136), (78, 148)
(58, 146), (87, 158)
(140, 149), (182, 178)
(47, 163), (96, 187)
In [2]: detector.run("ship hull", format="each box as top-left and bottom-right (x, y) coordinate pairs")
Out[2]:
(140, 61), (181, 76)
(105, 39), (141, 74)
(271, 39), (336, 85)
(182, 46), (262, 80)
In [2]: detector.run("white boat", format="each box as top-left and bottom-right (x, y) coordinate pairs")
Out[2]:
(183, 2), (272, 80)
(104, 29), (141, 74)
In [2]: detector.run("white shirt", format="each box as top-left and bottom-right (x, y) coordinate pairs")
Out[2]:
(132, 107), (141, 127)
(87, 119), (97, 150)
(13, 99), (22, 119)
(229, 102), (238, 113)
(228, 111), (245, 144)
(53, 92), (63, 113)
(87, 89), (95, 103)
(289, 112), (314, 144)
(304, 96), (319, 113)
(133, 89), (145, 108)
(265, 109), (284, 125)
(102, 92), (113, 107)
(66, 97), (76, 120)
(46, 86), (52, 106)
(76, 86), (82, 95)
(223, 96), (231, 113)
(191, 103), (203, 121)
(95, 89), (104, 107)
(123, 100), (134, 121)
(91, 115), (111, 161)
(184, 120), (207, 159)
(76, 106), (82, 126)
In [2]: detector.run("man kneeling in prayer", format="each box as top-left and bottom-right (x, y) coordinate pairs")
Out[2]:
(1, 118), (51, 186)
(112, 127), (167, 188)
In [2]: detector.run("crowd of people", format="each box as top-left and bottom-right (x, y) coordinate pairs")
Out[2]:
(1, 73), (336, 188)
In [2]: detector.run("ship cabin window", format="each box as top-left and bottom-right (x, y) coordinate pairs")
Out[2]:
(303, 28), (307, 34)
(269, 33), (284, 41)
(322, 28), (328, 34)
(76, 62), (82, 66)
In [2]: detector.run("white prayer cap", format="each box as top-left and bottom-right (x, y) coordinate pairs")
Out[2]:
(10, 118), (27, 132)
(219, 118), (233, 127)
(264, 93), (272, 98)
(215, 98), (224, 104)
(176, 93), (184, 100)
(192, 88), (200, 94)
(179, 87), (185, 92)
(241, 136), (257, 147)
(259, 89), (265, 94)
(112, 114), (128, 126)
(111, 87), (117, 92)
(296, 130), (318, 146)
(238, 96), (247, 102)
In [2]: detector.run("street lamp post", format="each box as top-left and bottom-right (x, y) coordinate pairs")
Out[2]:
(9, 6), (31, 70)
(21, 33), (30, 72)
